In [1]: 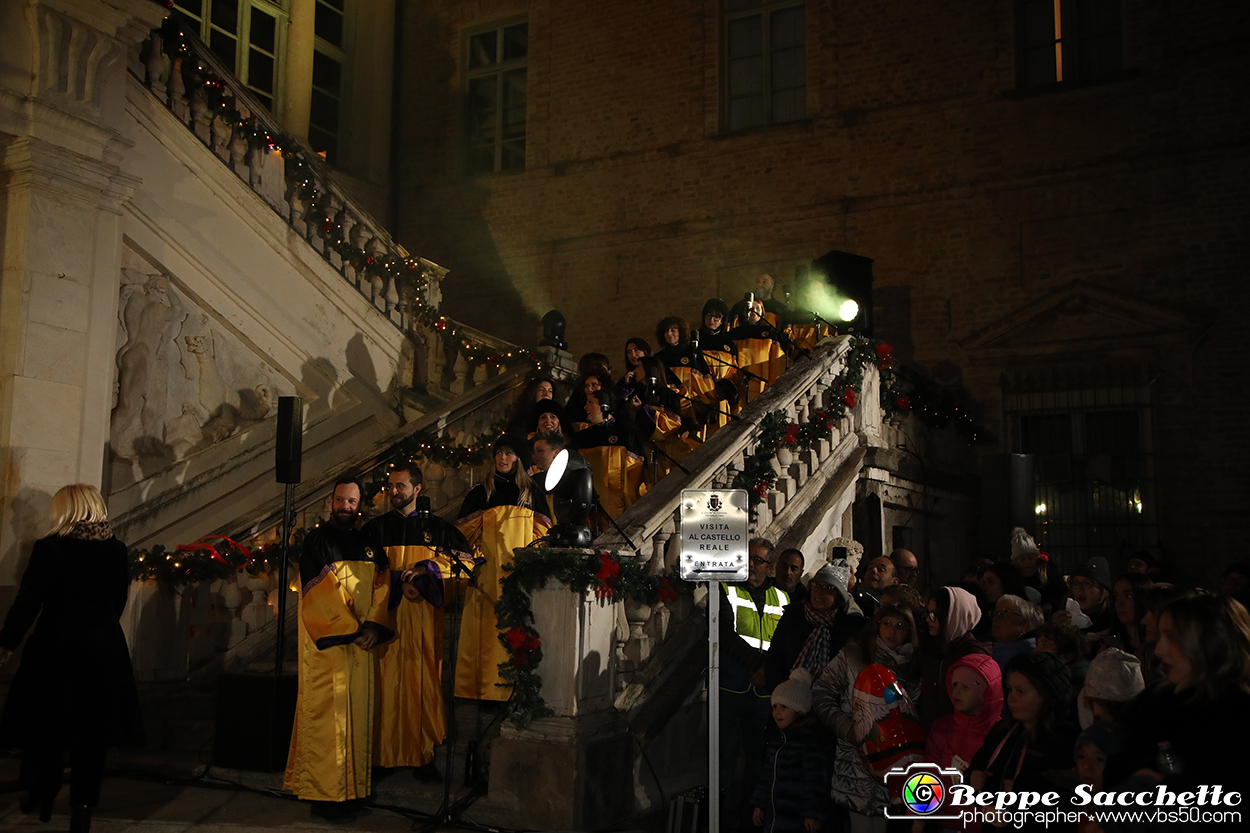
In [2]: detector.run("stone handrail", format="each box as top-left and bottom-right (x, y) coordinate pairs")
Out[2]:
(130, 13), (525, 403)
(591, 337), (882, 706)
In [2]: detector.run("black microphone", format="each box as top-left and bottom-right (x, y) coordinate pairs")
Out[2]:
(415, 495), (431, 513)
(690, 330), (699, 352)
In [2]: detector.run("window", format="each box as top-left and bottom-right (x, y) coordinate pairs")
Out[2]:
(1019, 0), (1123, 88)
(723, 0), (805, 132)
(309, 0), (347, 163)
(465, 21), (528, 174)
(1005, 366), (1155, 567)
(173, 0), (286, 115)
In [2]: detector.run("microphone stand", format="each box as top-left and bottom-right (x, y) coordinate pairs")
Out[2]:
(411, 533), (499, 833)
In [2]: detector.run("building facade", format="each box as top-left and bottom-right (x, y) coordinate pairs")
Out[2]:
(395, 0), (1250, 576)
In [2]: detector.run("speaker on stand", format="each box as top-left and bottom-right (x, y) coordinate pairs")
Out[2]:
(211, 397), (303, 772)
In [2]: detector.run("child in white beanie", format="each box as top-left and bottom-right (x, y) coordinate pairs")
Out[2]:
(750, 668), (830, 832)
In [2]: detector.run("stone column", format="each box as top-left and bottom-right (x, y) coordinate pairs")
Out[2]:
(0, 0), (167, 594)
(488, 548), (635, 830)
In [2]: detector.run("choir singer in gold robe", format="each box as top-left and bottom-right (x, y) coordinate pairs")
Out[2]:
(364, 462), (471, 784)
(284, 478), (393, 821)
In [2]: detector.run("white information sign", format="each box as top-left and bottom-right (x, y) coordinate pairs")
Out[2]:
(679, 489), (750, 582)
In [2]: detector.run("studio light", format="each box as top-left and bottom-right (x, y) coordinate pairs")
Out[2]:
(543, 449), (595, 547)
(838, 299), (859, 321)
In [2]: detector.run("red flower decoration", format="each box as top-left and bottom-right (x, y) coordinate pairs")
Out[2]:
(405, 260), (418, 273)
(506, 627), (526, 650)
(513, 651), (530, 668)
(658, 579), (679, 605)
(895, 396), (911, 411)
(843, 387), (858, 408)
(522, 633), (541, 651)
(487, 354), (501, 366)
(434, 320), (447, 331)
(321, 219), (335, 237)
(594, 553), (621, 599)
(875, 343), (893, 359)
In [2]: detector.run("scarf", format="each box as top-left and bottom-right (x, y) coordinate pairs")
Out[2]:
(68, 520), (113, 541)
(793, 601), (843, 677)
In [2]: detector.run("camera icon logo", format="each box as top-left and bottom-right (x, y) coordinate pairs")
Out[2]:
(884, 762), (964, 820)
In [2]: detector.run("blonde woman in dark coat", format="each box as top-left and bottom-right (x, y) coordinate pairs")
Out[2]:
(0, 484), (143, 833)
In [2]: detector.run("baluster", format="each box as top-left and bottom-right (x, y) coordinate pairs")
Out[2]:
(331, 205), (349, 271)
(211, 110), (232, 163)
(189, 80), (210, 144)
(385, 263), (401, 323)
(431, 333), (449, 393)
(349, 222), (368, 291)
(321, 196), (340, 265)
(168, 55), (189, 123)
(229, 127), (248, 179)
(221, 574), (247, 649)
(144, 33), (166, 97)
(450, 351), (469, 395)
(241, 571), (273, 632)
(472, 361), (487, 389)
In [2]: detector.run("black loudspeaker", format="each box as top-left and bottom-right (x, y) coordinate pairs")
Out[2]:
(979, 453), (1036, 556)
(212, 672), (298, 772)
(810, 249), (875, 338)
(275, 396), (303, 484)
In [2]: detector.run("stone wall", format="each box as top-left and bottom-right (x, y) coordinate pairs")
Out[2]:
(394, 0), (1250, 573)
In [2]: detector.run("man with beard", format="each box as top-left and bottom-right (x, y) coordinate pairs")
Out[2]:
(285, 479), (393, 820)
(363, 463), (472, 784)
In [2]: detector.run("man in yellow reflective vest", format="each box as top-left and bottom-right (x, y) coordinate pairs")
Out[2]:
(719, 537), (789, 829)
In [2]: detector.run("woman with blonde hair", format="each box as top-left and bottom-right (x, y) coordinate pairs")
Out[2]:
(454, 437), (550, 702)
(0, 484), (143, 833)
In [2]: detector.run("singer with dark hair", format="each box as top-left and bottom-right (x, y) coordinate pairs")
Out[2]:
(728, 298), (794, 401)
(285, 479), (393, 820)
(696, 297), (740, 434)
(571, 386), (645, 522)
(656, 315), (720, 427)
(362, 463), (472, 783)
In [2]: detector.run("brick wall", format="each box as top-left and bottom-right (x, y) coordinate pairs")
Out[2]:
(393, 0), (1250, 574)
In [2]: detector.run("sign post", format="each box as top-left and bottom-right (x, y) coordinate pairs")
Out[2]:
(679, 488), (749, 833)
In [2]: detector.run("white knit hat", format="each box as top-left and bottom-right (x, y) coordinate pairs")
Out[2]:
(1077, 648), (1145, 728)
(771, 667), (813, 715)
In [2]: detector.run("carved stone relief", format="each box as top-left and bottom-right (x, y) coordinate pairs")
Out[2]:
(110, 268), (286, 490)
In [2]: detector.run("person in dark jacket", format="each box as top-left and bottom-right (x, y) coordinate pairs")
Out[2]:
(766, 561), (863, 689)
(0, 484), (144, 833)
(967, 651), (1080, 800)
(920, 586), (990, 730)
(751, 668), (830, 833)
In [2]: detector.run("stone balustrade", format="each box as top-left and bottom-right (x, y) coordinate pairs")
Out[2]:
(490, 337), (889, 829)
(130, 16), (520, 406)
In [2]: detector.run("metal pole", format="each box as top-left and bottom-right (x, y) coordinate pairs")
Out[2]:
(708, 580), (720, 833)
(275, 481), (294, 675)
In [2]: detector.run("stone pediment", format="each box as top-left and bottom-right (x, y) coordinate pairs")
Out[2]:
(960, 280), (1204, 356)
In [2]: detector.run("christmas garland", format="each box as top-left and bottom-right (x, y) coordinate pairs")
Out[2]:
(494, 547), (692, 729)
(156, 13), (536, 371)
(730, 338), (985, 512)
(128, 534), (303, 588)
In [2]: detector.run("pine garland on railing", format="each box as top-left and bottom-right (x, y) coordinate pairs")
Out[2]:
(151, 13), (537, 372)
(128, 535), (302, 588)
(494, 547), (691, 729)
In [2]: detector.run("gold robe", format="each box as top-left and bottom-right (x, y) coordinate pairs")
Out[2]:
(284, 527), (392, 802)
(732, 327), (788, 401)
(363, 513), (466, 768)
(455, 481), (552, 701)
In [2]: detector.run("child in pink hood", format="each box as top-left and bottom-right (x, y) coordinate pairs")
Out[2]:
(925, 653), (1003, 774)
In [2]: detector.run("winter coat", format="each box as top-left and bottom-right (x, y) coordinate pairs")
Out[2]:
(925, 653), (1003, 773)
(765, 598), (864, 689)
(750, 719), (832, 832)
(968, 719), (1080, 796)
(812, 639), (921, 816)
(0, 531), (144, 749)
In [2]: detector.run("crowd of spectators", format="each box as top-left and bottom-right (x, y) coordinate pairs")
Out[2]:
(722, 532), (1250, 832)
